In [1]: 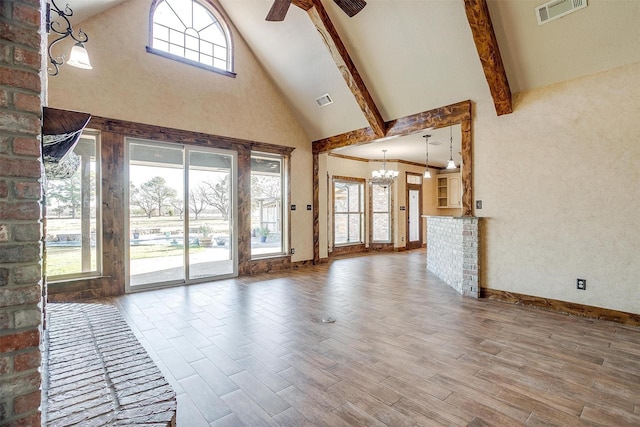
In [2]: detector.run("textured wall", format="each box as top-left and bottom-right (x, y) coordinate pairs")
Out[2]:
(475, 61), (640, 314)
(0, 0), (44, 423)
(46, 0), (314, 262)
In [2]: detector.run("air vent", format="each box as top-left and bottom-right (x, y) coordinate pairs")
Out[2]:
(315, 93), (333, 108)
(536, 0), (587, 25)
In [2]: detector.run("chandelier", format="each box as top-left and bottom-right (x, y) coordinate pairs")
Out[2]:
(370, 150), (398, 187)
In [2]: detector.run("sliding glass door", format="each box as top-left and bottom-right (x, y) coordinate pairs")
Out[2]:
(126, 139), (236, 290)
(187, 149), (234, 280)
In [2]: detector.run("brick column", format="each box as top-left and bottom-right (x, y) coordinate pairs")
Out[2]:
(0, 0), (45, 424)
(426, 216), (479, 297)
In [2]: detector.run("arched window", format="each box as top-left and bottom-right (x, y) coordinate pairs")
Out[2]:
(148, 0), (234, 76)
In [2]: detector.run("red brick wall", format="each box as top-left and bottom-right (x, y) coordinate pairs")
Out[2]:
(0, 0), (44, 425)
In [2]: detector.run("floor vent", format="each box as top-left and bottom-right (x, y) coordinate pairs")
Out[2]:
(536, 0), (587, 25)
(315, 93), (333, 108)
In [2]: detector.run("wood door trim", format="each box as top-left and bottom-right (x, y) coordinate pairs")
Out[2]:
(406, 178), (423, 250)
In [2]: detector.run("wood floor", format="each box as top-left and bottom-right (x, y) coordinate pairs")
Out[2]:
(109, 249), (640, 426)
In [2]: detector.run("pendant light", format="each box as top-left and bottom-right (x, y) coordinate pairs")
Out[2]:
(446, 126), (456, 170)
(423, 134), (431, 179)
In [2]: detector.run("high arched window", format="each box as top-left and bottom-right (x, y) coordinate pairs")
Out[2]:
(148, 0), (234, 76)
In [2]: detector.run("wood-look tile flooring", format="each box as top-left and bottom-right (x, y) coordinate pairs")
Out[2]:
(109, 250), (640, 426)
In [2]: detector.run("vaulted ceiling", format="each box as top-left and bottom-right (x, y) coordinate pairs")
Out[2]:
(70, 0), (640, 165)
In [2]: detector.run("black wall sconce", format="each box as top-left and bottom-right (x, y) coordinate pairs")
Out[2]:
(46, 0), (92, 76)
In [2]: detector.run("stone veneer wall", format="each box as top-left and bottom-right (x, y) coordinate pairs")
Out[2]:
(426, 216), (479, 297)
(0, 0), (45, 424)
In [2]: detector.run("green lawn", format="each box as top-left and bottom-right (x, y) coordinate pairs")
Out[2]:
(45, 215), (226, 277)
(46, 243), (205, 277)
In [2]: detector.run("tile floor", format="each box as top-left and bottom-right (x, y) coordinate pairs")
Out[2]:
(104, 250), (640, 426)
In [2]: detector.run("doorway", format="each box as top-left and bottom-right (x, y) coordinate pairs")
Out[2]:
(125, 139), (237, 290)
(406, 173), (423, 250)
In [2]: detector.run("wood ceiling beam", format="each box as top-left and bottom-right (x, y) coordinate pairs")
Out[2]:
(292, 0), (314, 10)
(463, 0), (512, 116)
(312, 100), (472, 154)
(305, 0), (386, 137)
(312, 126), (377, 154)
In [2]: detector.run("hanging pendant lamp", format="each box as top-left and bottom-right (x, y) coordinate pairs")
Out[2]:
(446, 126), (456, 170)
(423, 134), (431, 179)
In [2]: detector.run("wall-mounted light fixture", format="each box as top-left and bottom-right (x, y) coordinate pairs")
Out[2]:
(46, 0), (92, 76)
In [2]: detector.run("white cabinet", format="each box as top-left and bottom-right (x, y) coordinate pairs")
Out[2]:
(436, 173), (461, 208)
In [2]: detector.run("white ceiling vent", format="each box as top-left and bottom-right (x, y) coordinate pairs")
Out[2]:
(315, 93), (333, 108)
(536, 0), (587, 25)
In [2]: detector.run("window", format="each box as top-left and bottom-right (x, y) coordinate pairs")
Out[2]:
(45, 131), (101, 279)
(371, 184), (391, 242)
(334, 179), (364, 245)
(251, 153), (285, 257)
(149, 0), (234, 75)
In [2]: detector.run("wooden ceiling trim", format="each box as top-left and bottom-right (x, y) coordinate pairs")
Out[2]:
(312, 100), (472, 154)
(463, 0), (512, 116)
(328, 152), (369, 163)
(307, 0), (386, 137)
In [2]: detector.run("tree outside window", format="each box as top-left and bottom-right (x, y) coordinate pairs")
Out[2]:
(251, 154), (284, 257)
(44, 132), (101, 278)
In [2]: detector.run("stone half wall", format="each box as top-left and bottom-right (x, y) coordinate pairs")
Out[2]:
(426, 216), (479, 297)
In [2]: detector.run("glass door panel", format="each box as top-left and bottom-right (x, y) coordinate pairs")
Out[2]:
(407, 185), (422, 249)
(128, 142), (185, 287)
(127, 140), (237, 290)
(188, 149), (234, 280)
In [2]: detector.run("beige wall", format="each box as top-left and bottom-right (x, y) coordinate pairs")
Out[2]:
(475, 61), (640, 314)
(47, 0), (314, 262)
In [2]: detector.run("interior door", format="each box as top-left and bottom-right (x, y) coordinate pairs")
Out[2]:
(406, 183), (423, 249)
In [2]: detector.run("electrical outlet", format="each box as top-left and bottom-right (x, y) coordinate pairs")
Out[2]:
(577, 278), (586, 290)
(290, 248), (295, 254)
(476, 200), (483, 209)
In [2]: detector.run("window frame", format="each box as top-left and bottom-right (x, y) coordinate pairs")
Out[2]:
(332, 177), (365, 246)
(250, 152), (287, 259)
(147, 0), (236, 77)
(45, 130), (102, 281)
(370, 183), (392, 244)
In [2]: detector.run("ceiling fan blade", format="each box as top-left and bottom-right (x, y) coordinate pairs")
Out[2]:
(333, 0), (367, 17)
(266, 0), (292, 21)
